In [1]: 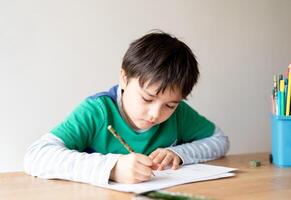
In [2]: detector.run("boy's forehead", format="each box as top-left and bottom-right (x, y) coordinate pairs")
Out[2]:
(141, 81), (182, 99)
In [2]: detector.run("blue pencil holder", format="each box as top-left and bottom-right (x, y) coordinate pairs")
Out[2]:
(271, 115), (291, 167)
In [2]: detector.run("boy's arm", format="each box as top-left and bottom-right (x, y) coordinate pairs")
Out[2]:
(167, 126), (229, 165)
(24, 133), (120, 186)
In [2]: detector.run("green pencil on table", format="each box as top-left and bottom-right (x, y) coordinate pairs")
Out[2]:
(107, 125), (155, 176)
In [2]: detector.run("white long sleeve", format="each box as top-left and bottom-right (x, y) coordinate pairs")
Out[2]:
(23, 133), (120, 186)
(24, 127), (229, 185)
(168, 126), (229, 165)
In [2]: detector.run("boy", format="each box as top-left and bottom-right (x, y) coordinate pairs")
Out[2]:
(24, 31), (229, 185)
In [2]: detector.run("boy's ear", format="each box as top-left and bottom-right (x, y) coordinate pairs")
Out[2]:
(119, 68), (128, 89)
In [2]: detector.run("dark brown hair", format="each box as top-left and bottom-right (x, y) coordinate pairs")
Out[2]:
(121, 31), (199, 99)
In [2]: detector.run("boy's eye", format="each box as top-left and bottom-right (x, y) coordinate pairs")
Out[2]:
(142, 96), (152, 102)
(166, 104), (176, 109)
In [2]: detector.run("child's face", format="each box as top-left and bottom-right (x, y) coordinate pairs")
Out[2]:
(121, 75), (182, 130)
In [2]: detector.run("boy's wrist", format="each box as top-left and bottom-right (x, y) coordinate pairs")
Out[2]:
(166, 147), (184, 165)
(107, 154), (123, 183)
(109, 155), (122, 182)
(109, 165), (116, 181)
(109, 154), (128, 182)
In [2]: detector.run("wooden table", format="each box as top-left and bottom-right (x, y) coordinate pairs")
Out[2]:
(1, 153), (291, 200)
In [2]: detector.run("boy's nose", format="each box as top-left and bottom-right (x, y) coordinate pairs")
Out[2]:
(148, 106), (161, 122)
(148, 116), (157, 123)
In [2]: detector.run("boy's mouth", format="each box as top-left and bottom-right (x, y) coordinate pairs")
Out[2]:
(143, 119), (155, 125)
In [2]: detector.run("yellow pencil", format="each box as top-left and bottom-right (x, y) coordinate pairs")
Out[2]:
(107, 125), (155, 176)
(107, 125), (134, 153)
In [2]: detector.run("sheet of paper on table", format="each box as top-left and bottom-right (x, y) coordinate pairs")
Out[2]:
(104, 164), (237, 193)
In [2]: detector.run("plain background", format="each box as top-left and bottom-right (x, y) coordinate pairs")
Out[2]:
(0, 0), (290, 172)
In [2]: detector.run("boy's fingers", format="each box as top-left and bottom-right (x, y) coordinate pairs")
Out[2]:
(134, 173), (151, 182)
(129, 167), (151, 183)
(135, 153), (153, 166)
(151, 162), (159, 170)
(135, 162), (153, 177)
(172, 156), (180, 170)
(152, 151), (167, 164)
(149, 149), (160, 159)
(158, 154), (172, 170)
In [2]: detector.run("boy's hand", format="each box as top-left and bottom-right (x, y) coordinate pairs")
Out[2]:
(110, 153), (154, 184)
(149, 148), (181, 170)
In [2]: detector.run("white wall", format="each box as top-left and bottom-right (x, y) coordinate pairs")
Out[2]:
(0, 0), (290, 172)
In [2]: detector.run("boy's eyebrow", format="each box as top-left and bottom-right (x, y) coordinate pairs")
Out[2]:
(143, 88), (156, 97)
(142, 88), (180, 104)
(167, 100), (180, 104)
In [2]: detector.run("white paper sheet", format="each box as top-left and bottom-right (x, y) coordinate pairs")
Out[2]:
(103, 164), (237, 193)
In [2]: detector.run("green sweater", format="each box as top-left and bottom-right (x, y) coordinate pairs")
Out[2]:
(51, 95), (214, 155)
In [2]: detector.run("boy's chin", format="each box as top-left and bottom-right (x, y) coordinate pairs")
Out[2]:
(135, 122), (154, 130)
